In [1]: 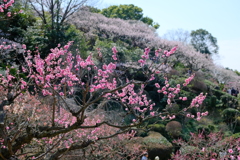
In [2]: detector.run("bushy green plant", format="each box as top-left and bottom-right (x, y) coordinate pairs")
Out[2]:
(148, 123), (165, 133)
(221, 108), (240, 123)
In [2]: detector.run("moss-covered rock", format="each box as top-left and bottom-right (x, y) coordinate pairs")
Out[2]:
(141, 131), (173, 160)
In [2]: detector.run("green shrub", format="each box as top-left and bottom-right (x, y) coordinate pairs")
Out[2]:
(148, 124), (165, 133)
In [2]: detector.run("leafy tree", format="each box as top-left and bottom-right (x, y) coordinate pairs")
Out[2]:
(27, 0), (93, 58)
(0, 0), (36, 42)
(100, 4), (160, 29)
(84, 5), (101, 13)
(190, 29), (219, 55)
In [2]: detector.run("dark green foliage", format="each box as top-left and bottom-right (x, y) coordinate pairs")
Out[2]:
(23, 22), (88, 58)
(204, 95), (217, 112)
(213, 88), (226, 99)
(141, 16), (160, 29)
(196, 124), (216, 135)
(0, 0), (36, 42)
(144, 78), (167, 110)
(9, 67), (17, 75)
(220, 94), (238, 108)
(190, 29), (219, 55)
(43, 23), (87, 58)
(221, 108), (240, 123)
(191, 80), (207, 92)
(210, 96), (217, 108)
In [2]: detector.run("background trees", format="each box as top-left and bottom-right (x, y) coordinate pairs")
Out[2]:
(0, 0), (36, 43)
(190, 28), (219, 55)
(162, 28), (191, 45)
(100, 4), (160, 29)
(26, 0), (93, 57)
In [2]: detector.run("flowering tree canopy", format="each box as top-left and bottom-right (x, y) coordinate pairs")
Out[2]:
(0, 37), (209, 159)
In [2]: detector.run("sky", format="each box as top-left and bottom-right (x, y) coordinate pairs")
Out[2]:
(93, 0), (240, 71)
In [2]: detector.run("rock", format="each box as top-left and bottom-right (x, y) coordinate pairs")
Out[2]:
(141, 131), (173, 160)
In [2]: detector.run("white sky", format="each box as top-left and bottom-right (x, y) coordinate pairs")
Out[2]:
(95, 0), (240, 71)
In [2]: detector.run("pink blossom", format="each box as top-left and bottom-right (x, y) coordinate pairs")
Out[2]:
(228, 149), (233, 153)
(150, 112), (155, 116)
(112, 55), (117, 60)
(7, 12), (11, 17)
(22, 44), (26, 49)
(162, 86), (166, 91)
(138, 59), (145, 65)
(155, 83), (160, 88)
(149, 75), (155, 81)
(170, 115), (175, 119)
(112, 46), (118, 54)
(64, 45), (70, 50)
(196, 117), (201, 121)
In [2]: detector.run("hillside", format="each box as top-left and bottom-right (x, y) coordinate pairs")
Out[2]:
(0, 2), (240, 160)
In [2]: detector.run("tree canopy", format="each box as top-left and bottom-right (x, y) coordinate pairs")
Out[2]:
(100, 4), (160, 29)
(190, 29), (219, 55)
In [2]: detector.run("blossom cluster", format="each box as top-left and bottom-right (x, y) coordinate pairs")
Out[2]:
(0, 0), (14, 12)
